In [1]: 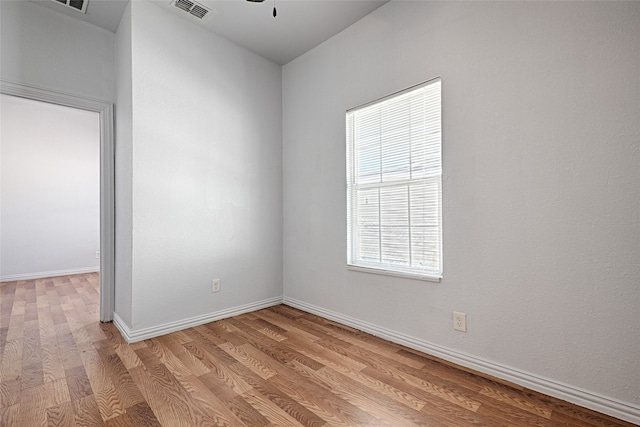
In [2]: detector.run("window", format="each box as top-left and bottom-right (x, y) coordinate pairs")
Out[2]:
(346, 78), (442, 280)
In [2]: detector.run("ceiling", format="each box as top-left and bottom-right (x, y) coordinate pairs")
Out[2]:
(30, 0), (130, 33)
(30, 0), (388, 65)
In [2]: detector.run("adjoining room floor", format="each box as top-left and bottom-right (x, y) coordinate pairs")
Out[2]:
(0, 273), (634, 426)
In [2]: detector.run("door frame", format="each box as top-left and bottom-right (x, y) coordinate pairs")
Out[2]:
(1, 80), (115, 322)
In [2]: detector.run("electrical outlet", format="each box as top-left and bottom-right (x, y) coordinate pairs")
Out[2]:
(211, 279), (220, 293)
(95, 251), (100, 259)
(453, 311), (466, 332)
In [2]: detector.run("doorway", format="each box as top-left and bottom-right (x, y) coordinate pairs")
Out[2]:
(0, 81), (115, 322)
(1, 94), (100, 279)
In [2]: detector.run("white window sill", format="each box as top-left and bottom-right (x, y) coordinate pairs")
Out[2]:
(347, 264), (441, 282)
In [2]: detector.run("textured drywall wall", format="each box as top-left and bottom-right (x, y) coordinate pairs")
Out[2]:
(283, 1), (639, 408)
(127, 1), (283, 330)
(0, 0), (115, 101)
(114, 1), (134, 327)
(0, 94), (99, 278)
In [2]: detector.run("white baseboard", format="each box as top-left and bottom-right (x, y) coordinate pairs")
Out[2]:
(0, 267), (100, 282)
(283, 296), (640, 425)
(112, 296), (284, 344)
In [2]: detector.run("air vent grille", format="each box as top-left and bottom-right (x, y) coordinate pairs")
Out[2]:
(190, 5), (208, 19)
(172, 0), (211, 20)
(51, 0), (88, 13)
(174, 0), (193, 13)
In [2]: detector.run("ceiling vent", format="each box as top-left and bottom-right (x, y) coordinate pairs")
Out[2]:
(52, 0), (88, 14)
(171, 0), (211, 20)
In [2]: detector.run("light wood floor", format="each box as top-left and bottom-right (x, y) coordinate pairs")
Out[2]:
(0, 273), (635, 426)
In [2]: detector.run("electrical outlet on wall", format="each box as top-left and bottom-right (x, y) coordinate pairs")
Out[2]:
(453, 311), (467, 332)
(211, 278), (220, 293)
(95, 251), (100, 259)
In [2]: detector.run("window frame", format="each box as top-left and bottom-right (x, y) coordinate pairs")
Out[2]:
(346, 78), (443, 282)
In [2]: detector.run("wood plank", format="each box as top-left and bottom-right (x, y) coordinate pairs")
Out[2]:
(40, 334), (66, 383)
(285, 360), (396, 427)
(103, 401), (162, 427)
(267, 360), (375, 427)
(219, 342), (277, 380)
(173, 374), (249, 426)
(154, 334), (210, 376)
(20, 319), (44, 389)
(144, 338), (194, 381)
(0, 404), (19, 426)
(46, 401), (75, 427)
(56, 325), (84, 371)
(0, 378), (21, 408)
(241, 389), (310, 427)
(293, 339), (368, 372)
(80, 349), (114, 393)
(227, 361), (326, 427)
(93, 385), (126, 422)
(224, 318), (325, 372)
(72, 395), (104, 427)
(0, 275), (634, 427)
(123, 401), (162, 426)
(6, 312), (24, 343)
(479, 384), (553, 419)
(298, 313), (426, 369)
(129, 362), (216, 427)
(113, 343), (144, 371)
(187, 348), (254, 396)
(361, 362), (482, 413)
(198, 372), (270, 427)
(0, 338), (23, 383)
(65, 365), (93, 401)
(308, 365), (429, 427)
(329, 339), (483, 412)
(98, 351), (145, 409)
(17, 379), (70, 427)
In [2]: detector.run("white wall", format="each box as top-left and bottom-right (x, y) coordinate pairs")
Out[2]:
(283, 0), (640, 416)
(114, 2), (134, 326)
(0, 94), (100, 279)
(116, 1), (283, 332)
(0, 0), (115, 102)
(3, 0), (638, 420)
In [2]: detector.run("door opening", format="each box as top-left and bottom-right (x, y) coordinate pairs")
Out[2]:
(0, 81), (115, 322)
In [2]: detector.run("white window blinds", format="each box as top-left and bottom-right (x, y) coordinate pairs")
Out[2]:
(346, 78), (442, 279)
